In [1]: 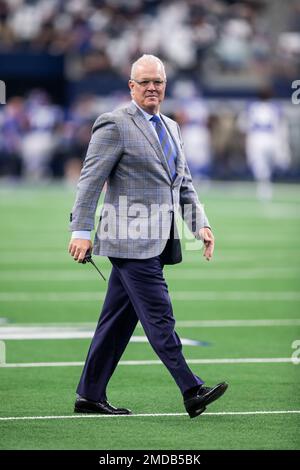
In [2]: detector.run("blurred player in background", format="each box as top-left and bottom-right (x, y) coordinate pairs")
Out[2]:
(239, 89), (291, 201)
(172, 81), (211, 184)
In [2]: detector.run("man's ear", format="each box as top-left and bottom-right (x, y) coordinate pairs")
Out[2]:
(128, 80), (133, 93)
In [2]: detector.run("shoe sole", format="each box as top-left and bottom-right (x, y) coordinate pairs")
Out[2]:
(187, 382), (228, 418)
(203, 382), (228, 407)
(188, 406), (206, 419)
(74, 406), (132, 415)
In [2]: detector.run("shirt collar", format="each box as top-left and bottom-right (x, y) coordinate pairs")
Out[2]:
(132, 100), (160, 121)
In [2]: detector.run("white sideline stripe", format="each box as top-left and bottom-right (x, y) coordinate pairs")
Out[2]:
(0, 410), (299, 421)
(0, 291), (299, 301)
(0, 358), (296, 368)
(1, 267), (299, 281)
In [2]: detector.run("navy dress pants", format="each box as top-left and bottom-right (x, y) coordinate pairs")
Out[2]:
(76, 255), (203, 401)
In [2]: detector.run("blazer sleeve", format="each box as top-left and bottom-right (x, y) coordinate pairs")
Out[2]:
(177, 123), (211, 238)
(69, 114), (123, 232)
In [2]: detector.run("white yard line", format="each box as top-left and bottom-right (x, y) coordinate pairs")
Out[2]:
(172, 292), (300, 301)
(0, 410), (299, 421)
(176, 319), (300, 327)
(0, 292), (299, 301)
(1, 267), (299, 281)
(1, 319), (299, 329)
(164, 268), (300, 280)
(0, 319), (299, 340)
(0, 250), (298, 264)
(182, 252), (299, 263)
(0, 358), (296, 368)
(0, 330), (202, 345)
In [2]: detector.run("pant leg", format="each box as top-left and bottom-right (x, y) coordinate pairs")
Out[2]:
(76, 265), (138, 401)
(110, 256), (204, 394)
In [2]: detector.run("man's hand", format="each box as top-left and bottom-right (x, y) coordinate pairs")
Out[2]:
(199, 227), (215, 261)
(68, 239), (93, 263)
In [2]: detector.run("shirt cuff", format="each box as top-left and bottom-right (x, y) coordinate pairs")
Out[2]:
(71, 231), (91, 240)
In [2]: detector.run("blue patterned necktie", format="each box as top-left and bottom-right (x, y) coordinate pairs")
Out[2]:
(150, 115), (177, 180)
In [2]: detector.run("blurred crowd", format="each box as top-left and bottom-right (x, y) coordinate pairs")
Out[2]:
(0, 0), (299, 85)
(0, 0), (299, 187)
(0, 90), (96, 180)
(0, 88), (296, 189)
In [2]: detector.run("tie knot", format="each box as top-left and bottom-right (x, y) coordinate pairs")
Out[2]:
(150, 115), (161, 124)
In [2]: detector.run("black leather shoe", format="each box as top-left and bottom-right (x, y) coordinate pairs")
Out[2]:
(184, 382), (228, 419)
(74, 397), (132, 415)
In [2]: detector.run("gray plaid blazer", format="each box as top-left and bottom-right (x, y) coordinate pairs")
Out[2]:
(69, 102), (210, 259)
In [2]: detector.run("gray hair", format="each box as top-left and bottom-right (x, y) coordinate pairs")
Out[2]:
(130, 54), (166, 79)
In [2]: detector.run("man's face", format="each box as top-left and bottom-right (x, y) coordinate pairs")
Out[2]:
(128, 61), (166, 114)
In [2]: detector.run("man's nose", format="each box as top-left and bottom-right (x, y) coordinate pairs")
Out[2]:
(146, 81), (156, 90)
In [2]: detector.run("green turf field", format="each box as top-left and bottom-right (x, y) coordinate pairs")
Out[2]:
(0, 182), (299, 450)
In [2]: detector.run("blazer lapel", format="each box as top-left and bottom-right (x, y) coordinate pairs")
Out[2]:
(128, 104), (173, 182)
